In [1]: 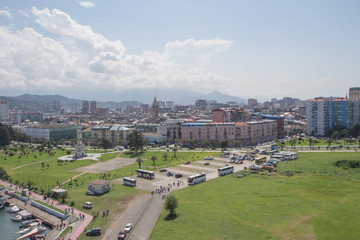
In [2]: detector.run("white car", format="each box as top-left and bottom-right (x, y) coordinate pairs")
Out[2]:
(83, 202), (92, 209)
(124, 223), (133, 233)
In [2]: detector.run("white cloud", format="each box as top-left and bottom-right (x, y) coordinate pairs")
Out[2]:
(0, 9), (13, 19)
(0, 8), (232, 94)
(77, 1), (95, 8)
(18, 10), (29, 17)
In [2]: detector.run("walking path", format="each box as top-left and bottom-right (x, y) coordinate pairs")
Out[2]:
(52, 172), (86, 190)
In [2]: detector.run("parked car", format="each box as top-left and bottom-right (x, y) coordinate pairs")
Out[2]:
(159, 168), (167, 172)
(204, 156), (214, 160)
(83, 201), (92, 209)
(85, 190), (95, 196)
(86, 228), (101, 236)
(124, 223), (133, 233)
(184, 161), (190, 165)
(167, 172), (174, 177)
(117, 229), (127, 240)
(204, 162), (210, 165)
(175, 173), (183, 178)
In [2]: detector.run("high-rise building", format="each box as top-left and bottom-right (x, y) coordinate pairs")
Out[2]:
(152, 97), (159, 119)
(82, 101), (89, 114)
(90, 101), (97, 113)
(195, 99), (207, 110)
(349, 87), (360, 101)
(0, 101), (9, 120)
(166, 101), (174, 110)
(306, 98), (330, 136)
(248, 98), (258, 107)
(141, 104), (149, 113)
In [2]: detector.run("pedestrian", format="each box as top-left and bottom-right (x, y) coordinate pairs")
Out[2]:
(56, 224), (58, 230)
(97, 211), (99, 217)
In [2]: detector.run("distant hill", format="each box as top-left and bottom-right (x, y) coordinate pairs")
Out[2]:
(0, 94), (142, 112)
(0, 90), (245, 111)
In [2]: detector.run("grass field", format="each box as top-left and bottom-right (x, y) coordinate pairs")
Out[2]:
(0, 149), (68, 170)
(8, 159), (96, 189)
(151, 152), (360, 240)
(62, 175), (142, 240)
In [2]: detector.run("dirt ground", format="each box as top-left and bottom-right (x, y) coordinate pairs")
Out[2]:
(71, 157), (135, 173)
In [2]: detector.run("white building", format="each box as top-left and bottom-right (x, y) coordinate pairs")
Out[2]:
(0, 101), (9, 120)
(88, 180), (111, 195)
(306, 98), (330, 136)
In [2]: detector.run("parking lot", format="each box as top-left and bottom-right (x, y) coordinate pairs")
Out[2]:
(131, 156), (254, 192)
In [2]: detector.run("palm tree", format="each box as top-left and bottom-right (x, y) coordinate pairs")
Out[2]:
(308, 137), (314, 149)
(135, 158), (144, 169)
(151, 156), (157, 165)
(326, 138), (332, 147)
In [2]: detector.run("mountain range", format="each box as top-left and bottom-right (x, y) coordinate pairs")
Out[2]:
(0, 90), (246, 111)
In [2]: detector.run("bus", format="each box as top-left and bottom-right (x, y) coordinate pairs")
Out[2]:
(136, 169), (155, 179)
(188, 173), (206, 185)
(218, 166), (234, 176)
(123, 177), (137, 187)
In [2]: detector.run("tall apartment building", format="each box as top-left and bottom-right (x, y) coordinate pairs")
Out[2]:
(306, 98), (330, 136)
(349, 87), (360, 101)
(90, 101), (97, 113)
(248, 98), (258, 107)
(82, 101), (89, 114)
(306, 95), (360, 136)
(0, 101), (9, 120)
(165, 101), (174, 110)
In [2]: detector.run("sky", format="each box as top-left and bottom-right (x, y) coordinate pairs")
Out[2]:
(0, 0), (359, 102)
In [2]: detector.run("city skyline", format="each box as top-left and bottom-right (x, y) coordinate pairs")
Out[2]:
(0, 1), (360, 101)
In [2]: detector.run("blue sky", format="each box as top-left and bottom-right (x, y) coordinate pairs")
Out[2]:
(0, 0), (359, 102)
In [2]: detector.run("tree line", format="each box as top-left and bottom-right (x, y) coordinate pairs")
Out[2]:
(0, 122), (30, 147)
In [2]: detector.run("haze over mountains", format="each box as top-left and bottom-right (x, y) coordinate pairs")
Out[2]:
(0, 90), (246, 111)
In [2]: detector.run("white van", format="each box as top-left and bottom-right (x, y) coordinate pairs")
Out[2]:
(83, 202), (92, 209)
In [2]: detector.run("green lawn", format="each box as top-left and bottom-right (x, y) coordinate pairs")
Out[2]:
(97, 152), (119, 162)
(8, 159), (96, 190)
(151, 152), (360, 240)
(62, 176), (142, 240)
(0, 149), (68, 170)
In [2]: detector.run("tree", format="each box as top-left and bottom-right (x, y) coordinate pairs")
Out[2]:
(126, 131), (145, 155)
(202, 140), (210, 148)
(220, 140), (228, 149)
(165, 194), (178, 216)
(101, 139), (113, 152)
(151, 156), (157, 165)
(326, 138), (332, 147)
(332, 131), (340, 140)
(163, 153), (168, 161)
(135, 158), (144, 169)
(172, 148), (177, 158)
(0, 127), (10, 147)
(308, 137), (314, 149)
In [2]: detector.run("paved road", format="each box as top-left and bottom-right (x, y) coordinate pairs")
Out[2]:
(102, 193), (152, 240)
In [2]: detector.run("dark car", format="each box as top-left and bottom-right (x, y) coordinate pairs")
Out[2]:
(86, 228), (101, 236)
(204, 162), (210, 165)
(167, 172), (174, 177)
(159, 168), (167, 172)
(118, 229), (127, 240)
(184, 161), (190, 165)
(175, 173), (183, 178)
